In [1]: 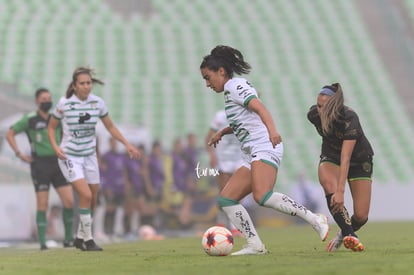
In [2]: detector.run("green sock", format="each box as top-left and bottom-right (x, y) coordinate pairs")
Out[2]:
(36, 211), (47, 246)
(62, 208), (74, 241)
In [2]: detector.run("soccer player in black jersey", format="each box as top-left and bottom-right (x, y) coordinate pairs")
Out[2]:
(308, 83), (374, 252)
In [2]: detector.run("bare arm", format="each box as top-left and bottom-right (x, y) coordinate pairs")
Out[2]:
(47, 116), (67, 160)
(5, 128), (32, 163)
(247, 98), (282, 147)
(207, 126), (233, 148)
(331, 139), (356, 213)
(101, 115), (141, 159)
(205, 129), (218, 167)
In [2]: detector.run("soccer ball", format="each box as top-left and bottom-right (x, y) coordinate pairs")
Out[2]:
(201, 226), (234, 256)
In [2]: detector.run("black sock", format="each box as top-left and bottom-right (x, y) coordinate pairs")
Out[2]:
(326, 193), (356, 237)
(351, 215), (367, 232)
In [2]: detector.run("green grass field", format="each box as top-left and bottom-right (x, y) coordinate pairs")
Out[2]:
(0, 222), (412, 275)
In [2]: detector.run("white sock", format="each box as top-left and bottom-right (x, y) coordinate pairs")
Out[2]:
(263, 192), (317, 224)
(221, 204), (263, 247)
(78, 213), (93, 241)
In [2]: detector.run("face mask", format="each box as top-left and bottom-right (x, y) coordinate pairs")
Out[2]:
(39, 102), (52, 112)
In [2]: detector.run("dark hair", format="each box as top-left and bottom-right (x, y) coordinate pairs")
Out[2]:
(66, 66), (104, 98)
(319, 83), (345, 135)
(35, 88), (49, 99)
(200, 45), (251, 78)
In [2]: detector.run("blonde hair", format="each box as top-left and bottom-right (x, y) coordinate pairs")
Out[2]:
(65, 66), (104, 98)
(320, 83), (344, 135)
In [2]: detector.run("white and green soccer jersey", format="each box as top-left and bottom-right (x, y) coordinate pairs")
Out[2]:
(53, 94), (108, 157)
(223, 78), (269, 145)
(210, 110), (242, 163)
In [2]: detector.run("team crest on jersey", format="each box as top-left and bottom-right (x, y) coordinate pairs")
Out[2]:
(68, 169), (76, 180)
(362, 162), (372, 173)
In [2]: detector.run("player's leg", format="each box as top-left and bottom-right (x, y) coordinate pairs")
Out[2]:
(88, 183), (100, 216)
(219, 166), (267, 255)
(31, 161), (51, 250)
(35, 190), (49, 250)
(58, 157), (101, 251)
(340, 179), (371, 252)
(51, 157), (75, 247)
(252, 159), (328, 241)
(320, 161), (360, 252)
(348, 159), (373, 233)
(215, 172), (237, 231)
(54, 184), (74, 247)
(71, 179), (94, 248)
(349, 179), (371, 231)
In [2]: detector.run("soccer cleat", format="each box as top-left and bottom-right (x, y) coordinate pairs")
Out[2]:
(327, 231), (343, 252)
(311, 213), (330, 241)
(40, 244), (48, 251)
(74, 238), (85, 251)
(343, 236), (364, 252)
(231, 244), (268, 256)
(84, 239), (103, 251)
(63, 240), (75, 248)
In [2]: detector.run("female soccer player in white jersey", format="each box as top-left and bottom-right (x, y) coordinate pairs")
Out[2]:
(47, 67), (140, 251)
(200, 45), (329, 255)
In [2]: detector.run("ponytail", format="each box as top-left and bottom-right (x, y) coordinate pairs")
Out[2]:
(200, 45), (251, 77)
(319, 83), (345, 135)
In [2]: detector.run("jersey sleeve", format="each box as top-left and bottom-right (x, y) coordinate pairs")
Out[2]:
(98, 97), (109, 118)
(227, 78), (257, 106)
(11, 114), (29, 134)
(52, 97), (65, 120)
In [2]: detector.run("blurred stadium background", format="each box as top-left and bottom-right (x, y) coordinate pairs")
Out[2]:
(1, 0), (414, 241)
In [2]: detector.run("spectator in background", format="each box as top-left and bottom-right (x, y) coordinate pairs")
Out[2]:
(147, 141), (166, 227)
(100, 137), (127, 238)
(171, 138), (192, 229)
(124, 144), (155, 237)
(48, 66), (140, 251)
(184, 133), (198, 193)
(6, 88), (74, 250)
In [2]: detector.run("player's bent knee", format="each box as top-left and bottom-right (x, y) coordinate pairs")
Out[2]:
(217, 196), (239, 208)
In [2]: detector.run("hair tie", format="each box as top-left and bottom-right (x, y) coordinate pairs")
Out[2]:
(319, 87), (335, 96)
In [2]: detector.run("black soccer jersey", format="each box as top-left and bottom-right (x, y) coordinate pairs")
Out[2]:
(307, 105), (374, 163)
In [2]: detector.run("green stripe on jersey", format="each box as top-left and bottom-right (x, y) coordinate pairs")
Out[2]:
(243, 95), (256, 106)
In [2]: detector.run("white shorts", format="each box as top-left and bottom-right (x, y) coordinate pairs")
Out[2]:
(217, 159), (243, 174)
(58, 154), (100, 184)
(240, 140), (283, 170)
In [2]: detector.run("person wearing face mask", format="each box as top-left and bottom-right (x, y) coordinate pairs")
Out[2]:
(6, 88), (75, 251)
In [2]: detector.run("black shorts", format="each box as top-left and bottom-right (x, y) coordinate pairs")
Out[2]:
(319, 155), (373, 181)
(30, 156), (69, 192)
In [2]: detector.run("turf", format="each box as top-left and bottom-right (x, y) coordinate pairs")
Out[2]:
(0, 221), (412, 275)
